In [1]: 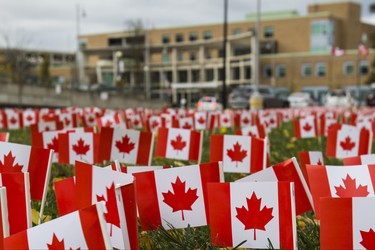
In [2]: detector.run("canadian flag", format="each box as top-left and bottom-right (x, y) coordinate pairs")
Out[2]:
(0, 133), (9, 142)
(236, 111), (253, 128)
(207, 181), (296, 249)
(0, 186), (8, 245)
(57, 112), (79, 129)
(0, 173), (31, 236)
(54, 177), (77, 216)
(127, 113), (144, 130)
(58, 131), (100, 165)
(99, 127), (154, 165)
(332, 46), (345, 56)
(306, 164), (375, 219)
(326, 124), (372, 159)
(117, 165), (171, 174)
(2, 109), (23, 129)
(75, 161), (136, 249)
(298, 151), (324, 187)
(155, 127), (203, 162)
(320, 197), (375, 249)
(97, 113), (125, 131)
(4, 203), (112, 249)
(147, 115), (162, 133)
(219, 112), (233, 128)
(173, 116), (194, 130)
(0, 141), (52, 202)
(236, 157), (313, 215)
(81, 112), (98, 128)
(293, 116), (318, 138)
(22, 109), (38, 127)
(319, 117), (336, 136)
(235, 124), (266, 138)
(194, 111), (207, 130)
(358, 43), (369, 56)
(344, 153), (375, 166)
(133, 162), (224, 230)
(210, 134), (267, 173)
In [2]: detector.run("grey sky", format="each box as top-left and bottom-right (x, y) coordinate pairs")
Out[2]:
(0, 0), (374, 52)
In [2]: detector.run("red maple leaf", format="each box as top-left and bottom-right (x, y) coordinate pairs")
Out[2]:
(162, 176), (198, 220)
(151, 120), (159, 129)
(115, 135), (135, 157)
(171, 134), (186, 152)
(47, 136), (59, 152)
(222, 117), (229, 124)
(248, 131), (255, 137)
(96, 183), (120, 236)
(47, 233), (65, 250)
(340, 136), (356, 151)
(87, 116), (95, 123)
(242, 117), (250, 124)
(0, 151), (23, 172)
(360, 228), (375, 249)
(316, 159), (322, 165)
(227, 142), (247, 167)
(269, 118), (275, 124)
(26, 115), (33, 122)
(9, 117), (17, 125)
(197, 116), (205, 124)
(303, 123), (312, 132)
(182, 122), (192, 129)
(133, 119), (140, 126)
(335, 174), (369, 197)
(64, 118), (71, 126)
(236, 192), (274, 240)
(72, 138), (90, 158)
(45, 126), (50, 131)
(104, 120), (113, 127)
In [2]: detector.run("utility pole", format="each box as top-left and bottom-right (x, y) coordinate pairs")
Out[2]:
(222, 0), (228, 110)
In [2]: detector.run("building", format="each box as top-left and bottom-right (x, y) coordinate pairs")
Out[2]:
(79, 1), (375, 106)
(0, 48), (76, 87)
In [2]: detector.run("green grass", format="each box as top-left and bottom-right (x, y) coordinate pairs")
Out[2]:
(2, 121), (352, 249)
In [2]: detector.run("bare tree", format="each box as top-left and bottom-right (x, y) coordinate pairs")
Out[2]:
(0, 26), (33, 103)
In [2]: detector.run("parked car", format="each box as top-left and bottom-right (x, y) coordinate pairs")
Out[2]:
(228, 84), (289, 109)
(324, 89), (357, 107)
(344, 85), (371, 106)
(301, 86), (329, 106)
(287, 92), (316, 108)
(365, 88), (375, 106)
(196, 96), (222, 111)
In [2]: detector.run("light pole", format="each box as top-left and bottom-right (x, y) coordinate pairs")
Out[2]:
(222, 0), (228, 110)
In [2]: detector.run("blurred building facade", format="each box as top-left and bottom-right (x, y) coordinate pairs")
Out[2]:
(79, 1), (375, 105)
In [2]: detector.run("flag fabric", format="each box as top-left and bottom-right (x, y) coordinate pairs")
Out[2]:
(147, 115), (162, 133)
(210, 134), (267, 173)
(58, 131), (100, 165)
(2, 109), (23, 130)
(236, 157), (313, 215)
(326, 124), (372, 159)
(298, 151), (324, 186)
(320, 197), (375, 249)
(98, 127), (154, 166)
(235, 124), (266, 138)
(219, 112), (233, 128)
(0, 133), (9, 142)
(344, 153), (375, 166)
(358, 43), (369, 56)
(22, 109), (38, 127)
(117, 165), (171, 174)
(238, 111), (253, 128)
(74, 161), (135, 249)
(1, 172), (31, 235)
(194, 111), (207, 130)
(133, 162), (224, 230)
(332, 46), (344, 56)
(173, 116), (194, 130)
(3, 203), (112, 250)
(293, 116), (318, 139)
(97, 113), (125, 131)
(207, 181), (296, 249)
(155, 127), (203, 162)
(57, 112), (79, 129)
(306, 164), (375, 219)
(0, 186), (8, 246)
(0, 141), (52, 202)
(54, 177), (77, 216)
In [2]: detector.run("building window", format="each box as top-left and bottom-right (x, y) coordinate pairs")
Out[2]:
(178, 70), (187, 82)
(162, 34), (170, 44)
(232, 28), (242, 36)
(343, 61), (354, 76)
(203, 31), (212, 40)
(359, 60), (369, 75)
(245, 66), (251, 79)
(315, 63), (326, 77)
(192, 70), (200, 82)
(205, 69), (214, 81)
(205, 50), (211, 59)
(276, 64), (286, 78)
(175, 33), (184, 43)
(177, 52), (183, 61)
(301, 64), (312, 77)
(190, 52), (197, 61)
(189, 32), (198, 41)
(233, 67), (240, 80)
(264, 26), (274, 38)
(263, 64), (273, 78)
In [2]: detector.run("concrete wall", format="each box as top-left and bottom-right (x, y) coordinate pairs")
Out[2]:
(0, 83), (164, 109)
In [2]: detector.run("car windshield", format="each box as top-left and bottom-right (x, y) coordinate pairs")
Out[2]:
(329, 90), (345, 97)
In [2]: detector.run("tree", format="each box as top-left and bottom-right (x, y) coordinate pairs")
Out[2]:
(0, 26), (33, 103)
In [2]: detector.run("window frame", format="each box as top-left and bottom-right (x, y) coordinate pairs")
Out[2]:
(315, 62), (327, 77)
(301, 63), (312, 77)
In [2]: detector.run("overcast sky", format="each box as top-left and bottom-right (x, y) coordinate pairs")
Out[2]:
(0, 0), (374, 52)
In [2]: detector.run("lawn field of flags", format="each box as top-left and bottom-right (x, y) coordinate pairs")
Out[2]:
(0, 105), (375, 249)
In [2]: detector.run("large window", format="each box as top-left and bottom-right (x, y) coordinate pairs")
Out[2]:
(301, 63), (312, 77)
(189, 32), (198, 42)
(264, 26), (274, 38)
(276, 64), (286, 78)
(162, 34), (170, 44)
(190, 52), (197, 61)
(315, 63), (326, 77)
(232, 28), (242, 36)
(203, 31), (212, 40)
(205, 69), (214, 81)
(263, 64), (273, 78)
(310, 19), (334, 52)
(177, 52), (184, 61)
(175, 33), (184, 43)
(343, 61), (354, 76)
(359, 60), (369, 75)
